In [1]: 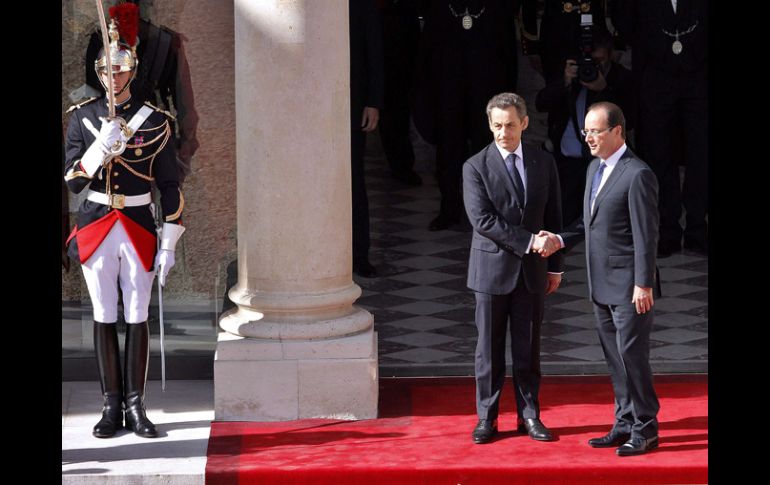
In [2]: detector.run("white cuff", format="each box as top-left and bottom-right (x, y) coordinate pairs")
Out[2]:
(80, 142), (108, 177)
(160, 223), (186, 251)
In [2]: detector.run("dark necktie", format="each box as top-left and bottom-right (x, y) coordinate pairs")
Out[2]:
(505, 153), (525, 207)
(589, 161), (607, 210)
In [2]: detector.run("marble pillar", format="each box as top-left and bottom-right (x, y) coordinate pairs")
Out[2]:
(215, 0), (378, 421)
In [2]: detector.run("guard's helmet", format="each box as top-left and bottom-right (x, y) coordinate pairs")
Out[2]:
(94, 3), (139, 95)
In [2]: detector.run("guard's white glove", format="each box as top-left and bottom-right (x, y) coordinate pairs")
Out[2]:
(80, 117), (128, 177)
(96, 117), (126, 153)
(155, 249), (175, 287)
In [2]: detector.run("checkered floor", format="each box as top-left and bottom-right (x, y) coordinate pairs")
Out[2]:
(357, 133), (708, 377)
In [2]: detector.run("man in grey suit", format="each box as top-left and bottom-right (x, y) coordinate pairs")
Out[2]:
(540, 101), (661, 456)
(463, 92), (564, 444)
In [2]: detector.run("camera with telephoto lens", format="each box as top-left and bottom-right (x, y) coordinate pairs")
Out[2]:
(576, 14), (598, 83)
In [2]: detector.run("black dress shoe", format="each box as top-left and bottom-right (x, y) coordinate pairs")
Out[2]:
(392, 169), (422, 186)
(353, 260), (378, 278)
(588, 429), (632, 448)
(428, 212), (460, 231)
(472, 419), (498, 444)
(616, 436), (659, 456)
(517, 418), (554, 441)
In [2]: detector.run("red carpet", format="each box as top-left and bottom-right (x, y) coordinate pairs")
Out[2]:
(206, 375), (707, 484)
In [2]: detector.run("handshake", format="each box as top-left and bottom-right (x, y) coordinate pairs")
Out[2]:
(96, 116), (129, 158)
(532, 230), (562, 258)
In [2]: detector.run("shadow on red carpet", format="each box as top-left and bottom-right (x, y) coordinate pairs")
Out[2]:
(206, 375), (707, 484)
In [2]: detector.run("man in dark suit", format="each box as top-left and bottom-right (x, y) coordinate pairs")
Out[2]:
(541, 102), (660, 456)
(350, 0), (385, 277)
(413, 0), (519, 231)
(612, 0), (708, 257)
(462, 92), (563, 444)
(377, 0), (422, 186)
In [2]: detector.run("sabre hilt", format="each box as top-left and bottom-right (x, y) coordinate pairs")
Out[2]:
(98, 115), (131, 160)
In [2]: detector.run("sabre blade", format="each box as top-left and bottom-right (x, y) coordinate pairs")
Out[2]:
(158, 274), (166, 391)
(94, 0), (116, 118)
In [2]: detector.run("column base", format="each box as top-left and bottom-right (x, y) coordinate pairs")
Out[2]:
(214, 311), (378, 421)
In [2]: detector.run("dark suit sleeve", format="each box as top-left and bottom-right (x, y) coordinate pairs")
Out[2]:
(462, 160), (534, 257)
(543, 155), (565, 273)
(364, 0), (384, 109)
(629, 167), (658, 288)
(559, 218), (585, 252)
(151, 116), (184, 224)
(557, 161), (590, 251)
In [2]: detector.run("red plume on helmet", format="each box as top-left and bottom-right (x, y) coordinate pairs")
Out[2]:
(109, 2), (139, 48)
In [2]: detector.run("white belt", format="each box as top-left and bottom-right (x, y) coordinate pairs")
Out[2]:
(87, 190), (152, 209)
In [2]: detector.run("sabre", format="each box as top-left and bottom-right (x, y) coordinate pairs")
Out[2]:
(156, 211), (167, 391)
(94, 0), (127, 156)
(157, 262), (167, 391)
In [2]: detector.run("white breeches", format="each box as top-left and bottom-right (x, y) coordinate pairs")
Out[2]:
(81, 220), (156, 324)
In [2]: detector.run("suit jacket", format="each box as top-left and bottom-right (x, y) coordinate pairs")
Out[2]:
(561, 147), (660, 305)
(350, 0), (385, 129)
(463, 142), (564, 295)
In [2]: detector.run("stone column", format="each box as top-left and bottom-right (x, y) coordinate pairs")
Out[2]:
(215, 0), (377, 421)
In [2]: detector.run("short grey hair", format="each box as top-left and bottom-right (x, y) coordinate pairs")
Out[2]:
(486, 92), (527, 120)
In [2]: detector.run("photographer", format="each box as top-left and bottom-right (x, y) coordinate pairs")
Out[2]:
(535, 31), (634, 228)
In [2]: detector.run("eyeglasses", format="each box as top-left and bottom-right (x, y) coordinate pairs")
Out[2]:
(580, 127), (614, 137)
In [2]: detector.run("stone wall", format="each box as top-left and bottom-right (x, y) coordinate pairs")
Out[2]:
(61, 0), (237, 303)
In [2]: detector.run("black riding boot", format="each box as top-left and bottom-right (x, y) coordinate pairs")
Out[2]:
(93, 322), (123, 438)
(124, 321), (158, 438)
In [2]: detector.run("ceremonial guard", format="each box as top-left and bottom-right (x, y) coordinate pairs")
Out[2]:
(64, 3), (184, 438)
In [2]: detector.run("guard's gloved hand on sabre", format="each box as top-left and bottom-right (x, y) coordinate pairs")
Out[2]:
(155, 223), (186, 287)
(96, 117), (127, 153)
(79, 117), (128, 177)
(155, 249), (175, 287)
